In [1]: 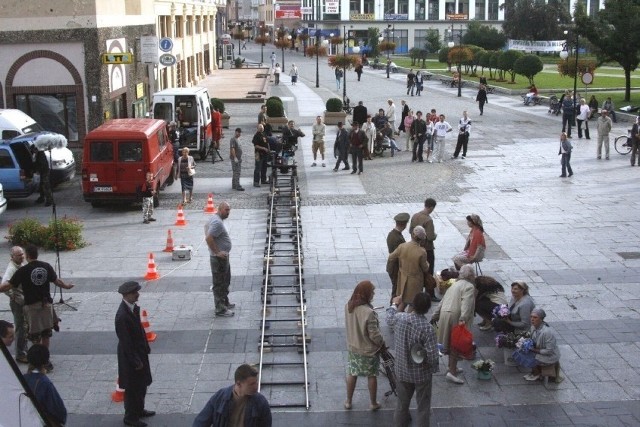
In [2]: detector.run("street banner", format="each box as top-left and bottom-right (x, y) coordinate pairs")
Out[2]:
(508, 39), (566, 53)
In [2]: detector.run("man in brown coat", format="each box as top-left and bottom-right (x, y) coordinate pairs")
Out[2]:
(386, 213), (410, 303)
(387, 226), (430, 312)
(409, 198), (437, 279)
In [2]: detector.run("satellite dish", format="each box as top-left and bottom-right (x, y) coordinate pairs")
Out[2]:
(410, 343), (426, 364)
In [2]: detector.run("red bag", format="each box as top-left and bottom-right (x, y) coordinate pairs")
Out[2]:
(450, 324), (474, 359)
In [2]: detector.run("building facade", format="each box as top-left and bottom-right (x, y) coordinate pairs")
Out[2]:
(0, 0), (224, 146)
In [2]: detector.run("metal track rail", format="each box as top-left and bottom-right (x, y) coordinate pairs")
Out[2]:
(257, 162), (310, 409)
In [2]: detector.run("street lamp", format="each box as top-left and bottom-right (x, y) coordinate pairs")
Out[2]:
(342, 26), (360, 111)
(257, 26), (269, 64)
(448, 28), (462, 97)
(385, 24), (393, 79)
(562, 29), (580, 117)
(315, 29), (329, 88)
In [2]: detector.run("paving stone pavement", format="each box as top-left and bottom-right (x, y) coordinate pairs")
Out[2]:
(1, 42), (639, 426)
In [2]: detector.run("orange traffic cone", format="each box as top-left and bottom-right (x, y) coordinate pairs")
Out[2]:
(204, 193), (217, 214)
(175, 204), (187, 226)
(163, 229), (174, 253)
(111, 377), (125, 402)
(144, 253), (160, 280)
(141, 309), (157, 342)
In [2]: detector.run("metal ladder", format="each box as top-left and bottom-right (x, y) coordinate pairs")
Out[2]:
(257, 162), (310, 409)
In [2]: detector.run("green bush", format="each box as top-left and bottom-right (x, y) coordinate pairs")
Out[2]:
(326, 98), (343, 112)
(266, 96), (284, 117)
(7, 218), (46, 247)
(210, 98), (225, 114)
(8, 217), (86, 251)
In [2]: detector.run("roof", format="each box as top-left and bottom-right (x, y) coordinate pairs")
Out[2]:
(154, 87), (209, 96)
(85, 119), (166, 140)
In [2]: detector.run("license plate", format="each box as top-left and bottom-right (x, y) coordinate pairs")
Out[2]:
(94, 186), (112, 192)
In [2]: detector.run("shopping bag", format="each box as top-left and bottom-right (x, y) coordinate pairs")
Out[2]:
(450, 324), (474, 359)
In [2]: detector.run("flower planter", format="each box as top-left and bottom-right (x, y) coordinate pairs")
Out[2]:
(324, 110), (347, 126)
(476, 370), (492, 380)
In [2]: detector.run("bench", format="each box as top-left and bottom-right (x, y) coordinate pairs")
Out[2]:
(423, 73), (433, 81)
(485, 86), (495, 94)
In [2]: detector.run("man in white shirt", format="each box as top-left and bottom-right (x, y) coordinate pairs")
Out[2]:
(386, 99), (396, 132)
(311, 116), (326, 167)
(432, 114), (453, 163)
(1, 246), (28, 362)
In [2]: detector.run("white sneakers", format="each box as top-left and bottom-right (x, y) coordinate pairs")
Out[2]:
(446, 372), (464, 384)
(524, 374), (540, 381)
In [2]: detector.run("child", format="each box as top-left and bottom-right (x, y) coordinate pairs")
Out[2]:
(141, 172), (157, 224)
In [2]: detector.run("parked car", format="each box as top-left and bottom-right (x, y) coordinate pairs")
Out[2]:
(6, 132), (76, 185)
(0, 183), (7, 215)
(0, 138), (39, 199)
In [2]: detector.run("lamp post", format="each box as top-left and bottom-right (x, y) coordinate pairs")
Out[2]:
(562, 29), (580, 118)
(315, 29), (324, 88)
(385, 24), (393, 79)
(342, 26), (360, 110)
(448, 28), (462, 97)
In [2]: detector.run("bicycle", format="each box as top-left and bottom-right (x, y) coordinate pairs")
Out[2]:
(614, 129), (632, 155)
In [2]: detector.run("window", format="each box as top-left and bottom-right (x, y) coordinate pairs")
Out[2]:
(89, 142), (113, 162)
(159, 16), (170, 38)
(363, 0), (374, 13)
(350, 0), (359, 12)
(158, 129), (166, 148)
(488, 0), (499, 20)
(476, 0), (485, 19)
(384, 0), (394, 13)
(429, 0), (439, 19)
(398, 0), (409, 14)
(175, 16), (184, 38)
(153, 103), (173, 123)
(415, 0), (426, 19)
(0, 150), (15, 168)
(186, 16), (193, 36)
(196, 16), (201, 34)
(14, 94), (78, 142)
(118, 141), (143, 162)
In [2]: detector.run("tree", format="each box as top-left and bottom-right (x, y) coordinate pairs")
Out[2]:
(424, 29), (441, 54)
(478, 51), (492, 77)
(439, 47), (452, 71)
(466, 45), (486, 76)
(462, 21), (507, 51)
(409, 48), (430, 67)
(502, 0), (572, 41)
(366, 27), (381, 56)
(490, 51), (502, 80)
(575, 0), (640, 101)
(514, 54), (544, 85)
(498, 50), (524, 83)
(448, 46), (474, 76)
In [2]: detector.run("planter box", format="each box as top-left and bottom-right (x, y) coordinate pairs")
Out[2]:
(324, 111), (347, 126)
(268, 116), (289, 133)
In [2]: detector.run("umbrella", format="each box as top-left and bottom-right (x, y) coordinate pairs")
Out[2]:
(32, 132), (68, 151)
(378, 346), (398, 397)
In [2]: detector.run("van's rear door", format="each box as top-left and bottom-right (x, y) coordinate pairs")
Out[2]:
(86, 140), (117, 194)
(115, 140), (144, 197)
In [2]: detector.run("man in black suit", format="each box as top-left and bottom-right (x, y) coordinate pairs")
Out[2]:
(352, 101), (367, 127)
(115, 281), (155, 427)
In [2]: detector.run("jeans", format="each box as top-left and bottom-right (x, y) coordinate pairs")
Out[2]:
(393, 378), (433, 427)
(253, 156), (268, 184)
(562, 113), (574, 136)
(210, 255), (231, 312)
(577, 119), (590, 139)
(561, 152), (573, 176)
(412, 136), (425, 161)
(10, 299), (28, 357)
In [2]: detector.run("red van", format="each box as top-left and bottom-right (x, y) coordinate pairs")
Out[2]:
(81, 119), (174, 207)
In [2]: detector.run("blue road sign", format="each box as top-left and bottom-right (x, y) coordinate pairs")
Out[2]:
(159, 37), (173, 52)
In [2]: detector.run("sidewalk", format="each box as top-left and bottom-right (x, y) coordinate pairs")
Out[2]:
(0, 41), (639, 426)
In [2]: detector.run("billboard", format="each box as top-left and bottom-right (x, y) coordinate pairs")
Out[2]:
(275, 4), (302, 19)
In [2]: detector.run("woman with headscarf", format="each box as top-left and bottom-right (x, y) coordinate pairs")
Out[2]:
(344, 280), (385, 411)
(431, 264), (476, 384)
(524, 308), (561, 381)
(452, 214), (486, 270)
(474, 276), (508, 331)
(493, 281), (535, 333)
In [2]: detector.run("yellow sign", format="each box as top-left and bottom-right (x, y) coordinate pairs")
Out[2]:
(350, 13), (375, 20)
(136, 83), (144, 99)
(101, 53), (134, 65)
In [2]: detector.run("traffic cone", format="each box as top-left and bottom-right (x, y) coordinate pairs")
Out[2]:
(141, 309), (157, 342)
(175, 204), (187, 226)
(204, 193), (217, 214)
(163, 229), (174, 253)
(144, 253), (160, 280)
(111, 377), (125, 402)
